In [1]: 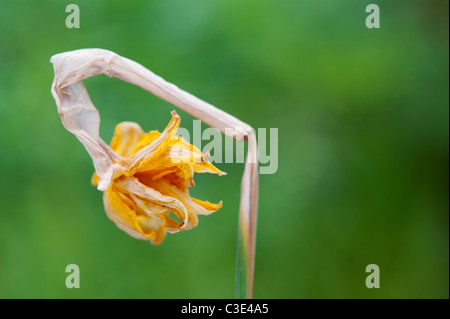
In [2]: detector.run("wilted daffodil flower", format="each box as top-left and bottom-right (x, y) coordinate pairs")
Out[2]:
(87, 111), (223, 244)
(51, 49), (258, 297)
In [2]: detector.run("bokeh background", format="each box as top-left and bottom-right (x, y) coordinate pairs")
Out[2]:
(0, 0), (448, 298)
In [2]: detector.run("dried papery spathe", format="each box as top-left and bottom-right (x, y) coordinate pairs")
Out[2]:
(50, 49), (259, 297)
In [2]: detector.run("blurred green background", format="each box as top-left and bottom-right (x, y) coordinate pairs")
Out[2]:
(0, 0), (448, 298)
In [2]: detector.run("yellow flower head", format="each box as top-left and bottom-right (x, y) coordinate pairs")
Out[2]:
(92, 111), (225, 244)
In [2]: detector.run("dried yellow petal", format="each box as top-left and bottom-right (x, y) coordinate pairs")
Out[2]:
(92, 112), (224, 244)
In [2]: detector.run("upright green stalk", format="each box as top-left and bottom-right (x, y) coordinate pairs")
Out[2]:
(235, 215), (249, 298)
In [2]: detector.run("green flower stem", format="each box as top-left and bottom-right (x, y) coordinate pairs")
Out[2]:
(235, 216), (249, 299)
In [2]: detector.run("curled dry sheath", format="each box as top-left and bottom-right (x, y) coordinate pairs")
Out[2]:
(51, 49), (259, 298)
